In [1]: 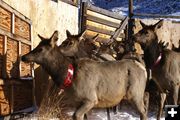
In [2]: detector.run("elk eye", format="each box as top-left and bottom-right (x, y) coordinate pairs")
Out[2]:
(69, 41), (74, 46)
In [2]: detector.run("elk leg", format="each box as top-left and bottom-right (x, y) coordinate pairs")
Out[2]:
(178, 87), (180, 104)
(113, 105), (119, 114)
(132, 98), (147, 120)
(157, 93), (166, 120)
(106, 108), (111, 120)
(173, 85), (179, 105)
(74, 100), (96, 120)
(144, 92), (149, 115)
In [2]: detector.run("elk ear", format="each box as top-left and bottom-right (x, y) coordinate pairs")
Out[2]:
(77, 30), (86, 41)
(50, 30), (59, 47)
(77, 30), (86, 38)
(66, 30), (72, 38)
(140, 21), (146, 28)
(164, 42), (169, 49)
(38, 34), (46, 40)
(154, 20), (163, 30)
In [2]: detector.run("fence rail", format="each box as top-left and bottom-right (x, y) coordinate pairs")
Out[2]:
(80, 2), (128, 43)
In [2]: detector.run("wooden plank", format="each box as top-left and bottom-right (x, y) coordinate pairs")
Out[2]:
(13, 81), (33, 111)
(18, 42), (21, 78)
(85, 34), (110, 43)
(86, 25), (125, 38)
(0, 79), (33, 85)
(110, 17), (129, 40)
(0, 28), (31, 45)
(0, 35), (3, 78)
(0, 6), (11, 32)
(86, 30), (111, 40)
(86, 15), (120, 28)
(0, 85), (10, 115)
(134, 13), (180, 19)
(87, 4), (125, 20)
(15, 16), (30, 40)
(10, 84), (14, 113)
(0, 0), (31, 24)
(87, 10), (121, 24)
(11, 13), (15, 34)
(2, 36), (7, 78)
(87, 25), (115, 36)
(86, 20), (116, 32)
(6, 37), (19, 79)
(21, 43), (31, 77)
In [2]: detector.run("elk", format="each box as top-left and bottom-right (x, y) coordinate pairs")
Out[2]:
(60, 30), (117, 62)
(22, 31), (149, 120)
(60, 30), (99, 59)
(133, 20), (180, 120)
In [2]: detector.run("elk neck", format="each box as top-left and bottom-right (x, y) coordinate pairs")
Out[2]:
(143, 36), (163, 69)
(41, 46), (75, 87)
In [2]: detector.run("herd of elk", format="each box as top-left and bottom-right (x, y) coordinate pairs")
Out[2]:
(133, 20), (180, 120)
(21, 19), (179, 120)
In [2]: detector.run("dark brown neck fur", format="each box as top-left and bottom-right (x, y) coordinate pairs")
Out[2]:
(42, 46), (74, 86)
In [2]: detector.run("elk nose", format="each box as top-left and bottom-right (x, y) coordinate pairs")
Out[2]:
(21, 56), (26, 61)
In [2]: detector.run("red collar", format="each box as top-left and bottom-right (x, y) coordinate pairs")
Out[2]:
(60, 64), (74, 89)
(152, 53), (162, 69)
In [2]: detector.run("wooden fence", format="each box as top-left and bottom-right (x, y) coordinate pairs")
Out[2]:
(80, 2), (128, 43)
(0, 1), (34, 115)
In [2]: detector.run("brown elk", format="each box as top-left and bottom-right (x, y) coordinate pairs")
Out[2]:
(60, 30), (99, 59)
(22, 31), (149, 120)
(133, 20), (180, 120)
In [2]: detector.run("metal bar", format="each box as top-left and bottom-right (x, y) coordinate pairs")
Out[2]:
(128, 0), (134, 51)
(134, 13), (180, 19)
(80, 2), (88, 32)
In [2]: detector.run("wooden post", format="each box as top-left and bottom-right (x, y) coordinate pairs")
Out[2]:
(18, 41), (21, 78)
(30, 24), (36, 107)
(11, 13), (15, 34)
(3, 36), (7, 79)
(80, 2), (87, 33)
(128, 0), (134, 51)
(10, 84), (14, 113)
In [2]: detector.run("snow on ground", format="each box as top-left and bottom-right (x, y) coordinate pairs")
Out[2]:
(88, 0), (180, 17)
(66, 106), (165, 120)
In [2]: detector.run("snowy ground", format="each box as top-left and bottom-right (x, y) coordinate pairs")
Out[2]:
(87, 0), (180, 17)
(66, 106), (165, 120)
